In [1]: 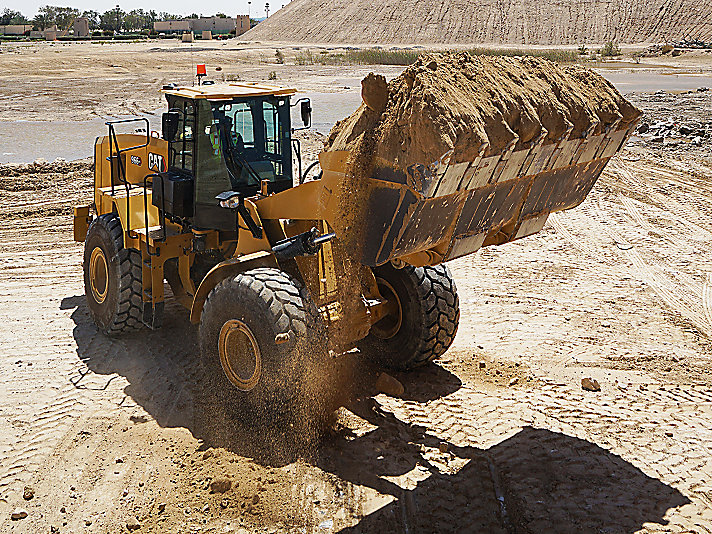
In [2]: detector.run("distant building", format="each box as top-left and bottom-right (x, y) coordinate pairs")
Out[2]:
(0, 24), (33, 36)
(236, 15), (250, 35)
(154, 20), (191, 32)
(73, 17), (89, 37)
(154, 16), (250, 35)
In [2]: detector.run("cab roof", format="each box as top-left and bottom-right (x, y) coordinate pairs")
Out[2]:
(162, 82), (297, 101)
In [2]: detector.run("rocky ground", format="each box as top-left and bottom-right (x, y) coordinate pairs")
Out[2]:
(628, 88), (712, 159)
(2, 95), (712, 533)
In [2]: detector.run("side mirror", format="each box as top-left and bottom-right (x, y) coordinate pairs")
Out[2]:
(162, 112), (180, 142)
(300, 99), (312, 128)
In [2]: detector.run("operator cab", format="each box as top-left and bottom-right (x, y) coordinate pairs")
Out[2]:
(159, 82), (311, 231)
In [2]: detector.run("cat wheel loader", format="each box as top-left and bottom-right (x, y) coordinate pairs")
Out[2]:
(73, 73), (637, 428)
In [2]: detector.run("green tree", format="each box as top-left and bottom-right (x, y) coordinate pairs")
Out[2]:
(35, 6), (80, 31)
(158, 11), (181, 21)
(0, 8), (29, 25)
(100, 6), (124, 32)
(81, 10), (100, 30)
(32, 13), (50, 30)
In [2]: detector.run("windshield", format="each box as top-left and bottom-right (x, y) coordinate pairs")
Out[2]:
(211, 97), (290, 188)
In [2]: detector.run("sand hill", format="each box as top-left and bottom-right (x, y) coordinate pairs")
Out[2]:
(241, 0), (712, 45)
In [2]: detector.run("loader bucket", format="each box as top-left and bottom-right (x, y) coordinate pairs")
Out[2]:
(321, 53), (641, 268)
(320, 120), (635, 268)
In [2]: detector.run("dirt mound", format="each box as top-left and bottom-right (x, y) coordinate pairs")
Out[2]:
(326, 53), (641, 170)
(241, 0), (712, 45)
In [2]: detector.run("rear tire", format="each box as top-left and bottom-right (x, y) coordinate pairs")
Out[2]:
(199, 267), (331, 434)
(83, 214), (143, 336)
(359, 263), (460, 370)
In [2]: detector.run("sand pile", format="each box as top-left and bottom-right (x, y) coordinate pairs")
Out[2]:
(326, 53), (641, 172)
(241, 0), (712, 45)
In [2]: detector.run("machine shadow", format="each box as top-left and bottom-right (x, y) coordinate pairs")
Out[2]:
(63, 295), (689, 533)
(62, 293), (461, 463)
(330, 409), (691, 533)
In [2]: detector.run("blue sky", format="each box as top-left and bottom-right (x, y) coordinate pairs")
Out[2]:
(1, 0), (288, 18)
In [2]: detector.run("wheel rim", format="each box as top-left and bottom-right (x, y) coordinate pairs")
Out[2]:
(371, 278), (403, 340)
(218, 319), (262, 391)
(89, 246), (109, 304)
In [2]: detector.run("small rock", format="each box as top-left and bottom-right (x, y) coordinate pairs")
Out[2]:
(220, 499), (229, 509)
(84, 519), (92, 526)
(274, 332), (290, 344)
(202, 449), (213, 460)
(375, 372), (404, 397)
(51, 526), (60, 533)
(210, 478), (232, 494)
(157, 503), (166, 513)
(202, 504), (210, 513)
(581, 377), (601, 392)
(478, 361), (486, 369)
(252, 493), (260, 505)
(692, 136), (703, 146)
(438, 442), (448, 453)
(508, 378), (519, 387)
(60, 506), (66, 513)
(23, 486), (35, 500)
(126, 517), (141, 531)
(11, 508), (28, 520)
(115, 457), (123, 463)
(665, 431), (673, 437)
(637, 122), (650, 134)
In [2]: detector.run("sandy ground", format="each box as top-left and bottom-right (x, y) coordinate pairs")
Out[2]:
(2, 41), (712, 534)
(3, 140), (712, 534)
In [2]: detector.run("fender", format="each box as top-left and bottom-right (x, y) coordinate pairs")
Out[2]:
(189, 250), (278, 324)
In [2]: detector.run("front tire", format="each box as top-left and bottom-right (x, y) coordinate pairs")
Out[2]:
(83, 214), (143, 336)
(359, 263), (460, 370)
(199, 267), (330, 431)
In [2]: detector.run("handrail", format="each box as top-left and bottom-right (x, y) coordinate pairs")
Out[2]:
(105, 118), (150, 236)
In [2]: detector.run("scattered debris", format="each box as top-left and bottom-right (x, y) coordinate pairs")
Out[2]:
(582, 377), (601, 392)
(10, 508), (28, 520)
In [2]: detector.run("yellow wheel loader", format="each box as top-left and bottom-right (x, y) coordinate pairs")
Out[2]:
(73, 66), (638, 427)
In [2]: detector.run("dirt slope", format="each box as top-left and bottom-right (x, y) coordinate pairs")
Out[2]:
(241, 0), (712, 45)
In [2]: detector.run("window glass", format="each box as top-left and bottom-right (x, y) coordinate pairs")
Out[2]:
(170, 100), (194, 173)
(210, 97), (291, 189)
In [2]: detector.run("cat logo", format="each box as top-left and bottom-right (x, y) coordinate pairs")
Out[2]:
(148, 153), (165, 172)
